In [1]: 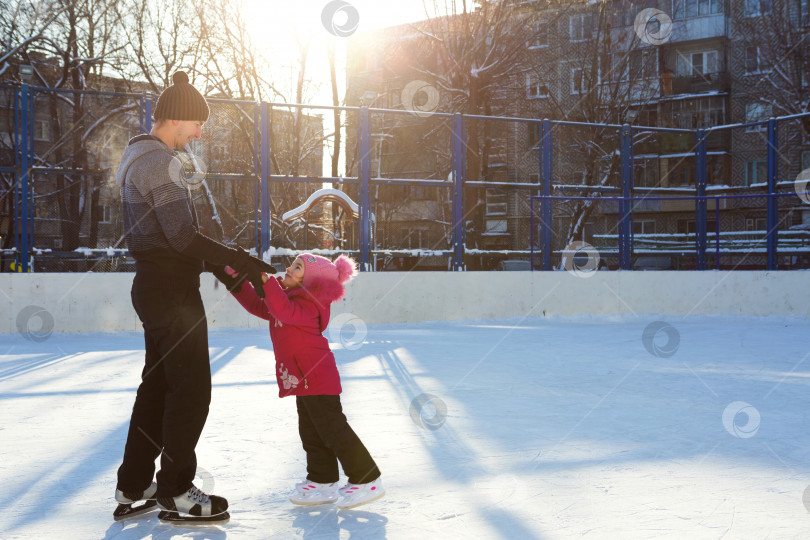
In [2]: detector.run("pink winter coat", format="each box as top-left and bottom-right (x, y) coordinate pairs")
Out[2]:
(230, 275), (343, 397)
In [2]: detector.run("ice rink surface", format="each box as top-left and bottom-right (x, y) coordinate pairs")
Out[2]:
(2, 314), (809, 539)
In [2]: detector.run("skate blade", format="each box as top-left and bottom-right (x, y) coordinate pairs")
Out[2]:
(290, 497), (338, 506)
(158, 510), (230, 526)
(337, 490), (385, 510)
(113, 500), (158, 521)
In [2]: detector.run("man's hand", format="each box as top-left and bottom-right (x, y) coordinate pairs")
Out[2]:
(229, 247), (276, 298)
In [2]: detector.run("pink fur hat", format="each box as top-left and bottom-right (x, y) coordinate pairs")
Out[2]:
(300, 253), (358, 286)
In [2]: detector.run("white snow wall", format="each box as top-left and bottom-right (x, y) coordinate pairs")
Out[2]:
(1, 271), (808, 334)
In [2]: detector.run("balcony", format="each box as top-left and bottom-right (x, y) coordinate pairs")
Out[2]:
(659, 129), (730, 153)
(670, 72), (730, 95)
(669, 14), (727, 43)
(611, 13), (727, 48)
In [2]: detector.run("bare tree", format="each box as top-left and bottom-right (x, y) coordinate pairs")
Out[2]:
(737, 0), (810, 142)
(1, 0), (130, 261)
(536, 1), (664, 246)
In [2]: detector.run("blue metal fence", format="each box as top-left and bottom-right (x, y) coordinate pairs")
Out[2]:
(3, 81), (809, 272)
(528, 112), (810, 271)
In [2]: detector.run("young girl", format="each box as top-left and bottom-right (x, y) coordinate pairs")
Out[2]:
(215, 254), (384, 510)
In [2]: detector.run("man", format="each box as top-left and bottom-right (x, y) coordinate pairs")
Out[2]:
(113, 71), (274, 524)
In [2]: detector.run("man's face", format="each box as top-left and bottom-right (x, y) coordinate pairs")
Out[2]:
(173, 120), (204, 149)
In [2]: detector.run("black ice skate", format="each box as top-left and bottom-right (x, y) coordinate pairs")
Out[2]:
(156, 484), (230, 525)
(113, 482), (158, 521)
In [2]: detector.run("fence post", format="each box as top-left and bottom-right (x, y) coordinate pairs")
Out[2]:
(451, 113), (465, 271)
(619, 124), (633, 270)
(253, 103), (261, 255)
(358, 106), (370, 271)
(260, 102), (271, 257)
(139, 92), (145, 133)
(144, 94), (152, 133)
(695, 128), (708, 270)
(766, 117), (778, 270)
(541, 118), (553, 271)
(16, 83), (32, 272)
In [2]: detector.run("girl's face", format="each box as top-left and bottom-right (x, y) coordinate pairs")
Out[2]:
(282, 257), (306, 289)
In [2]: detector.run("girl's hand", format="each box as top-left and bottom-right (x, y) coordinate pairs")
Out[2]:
(261, 272), (270, 283)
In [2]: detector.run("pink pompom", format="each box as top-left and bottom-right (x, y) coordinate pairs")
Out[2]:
(334, 255), (358, 284)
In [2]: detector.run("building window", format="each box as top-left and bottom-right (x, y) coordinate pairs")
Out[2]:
(745, 217), (767, 231)
(406, 227), (429, 249)
(801, 150), (810, 170)
(100, 205), (113, 223)
(632, 107), (658, 126)
(670, 163), (693, 186)
(611, 4), (635, 26)
(673, 0), (723, 18)
(745, 46), (762, 74)
(611, 52), (629, 82)
(744, 0), (772, 17)
(802, 0), (810, 26)
(631, 49), (659, 79)
(0, 109), (11, 132)
(633, 219), (656, 235)
(745, 102), (771, 131)
(526, 74), (549, 98)
(485, 219), (508, 234)
(676, 50), (718, 76)
(678, 219), (717, 234)
(571, 67), (584, 94)
(33, 120), (50, 141)
(634, 160), (658, 188)
(528, 123), (541, 149)
(745, 159), (767, 186)
(528, 21), (547, 48)
(667, 96), (725, 129)
(569, 13), (594, 42)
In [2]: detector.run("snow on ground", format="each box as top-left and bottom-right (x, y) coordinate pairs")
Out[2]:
(2, 314), (810, 539)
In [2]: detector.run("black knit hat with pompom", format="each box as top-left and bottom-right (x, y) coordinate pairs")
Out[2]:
(153, 71), (210, 122)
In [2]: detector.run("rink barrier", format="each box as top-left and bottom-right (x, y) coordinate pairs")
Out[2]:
(1, 271), (808, 334)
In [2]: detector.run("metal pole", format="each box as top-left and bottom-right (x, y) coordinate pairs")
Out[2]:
(144, 94), (152, 133)
(19, 84), (31, 272)
(358, 107), (370, 270)
(715, 198), (720, 270)
(451, 113), (465, 271)
(695, 129), (708, 270)
(28, 86), (34, 266)
(530, 197), (535, 271)
(139, 93), (144, 133)
(13, 86), (20, 271)
(619, 124), (633, 270)
(253, 103), (260, 254)
(260, 102), (271, 257)
(766, 118), (778, 270)
(541, 119), (552, 271)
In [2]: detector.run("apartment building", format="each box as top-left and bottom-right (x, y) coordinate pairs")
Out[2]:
(346, 0), (810, 268)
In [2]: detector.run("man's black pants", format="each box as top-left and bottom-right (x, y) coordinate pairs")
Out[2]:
(117, 284), (211, 498)
(296, 395), (380, 485)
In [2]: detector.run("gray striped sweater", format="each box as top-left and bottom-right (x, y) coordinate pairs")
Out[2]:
(117, 135), (235, 287)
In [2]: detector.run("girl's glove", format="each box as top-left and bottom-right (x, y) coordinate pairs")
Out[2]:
(210, 264), (245, 293)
